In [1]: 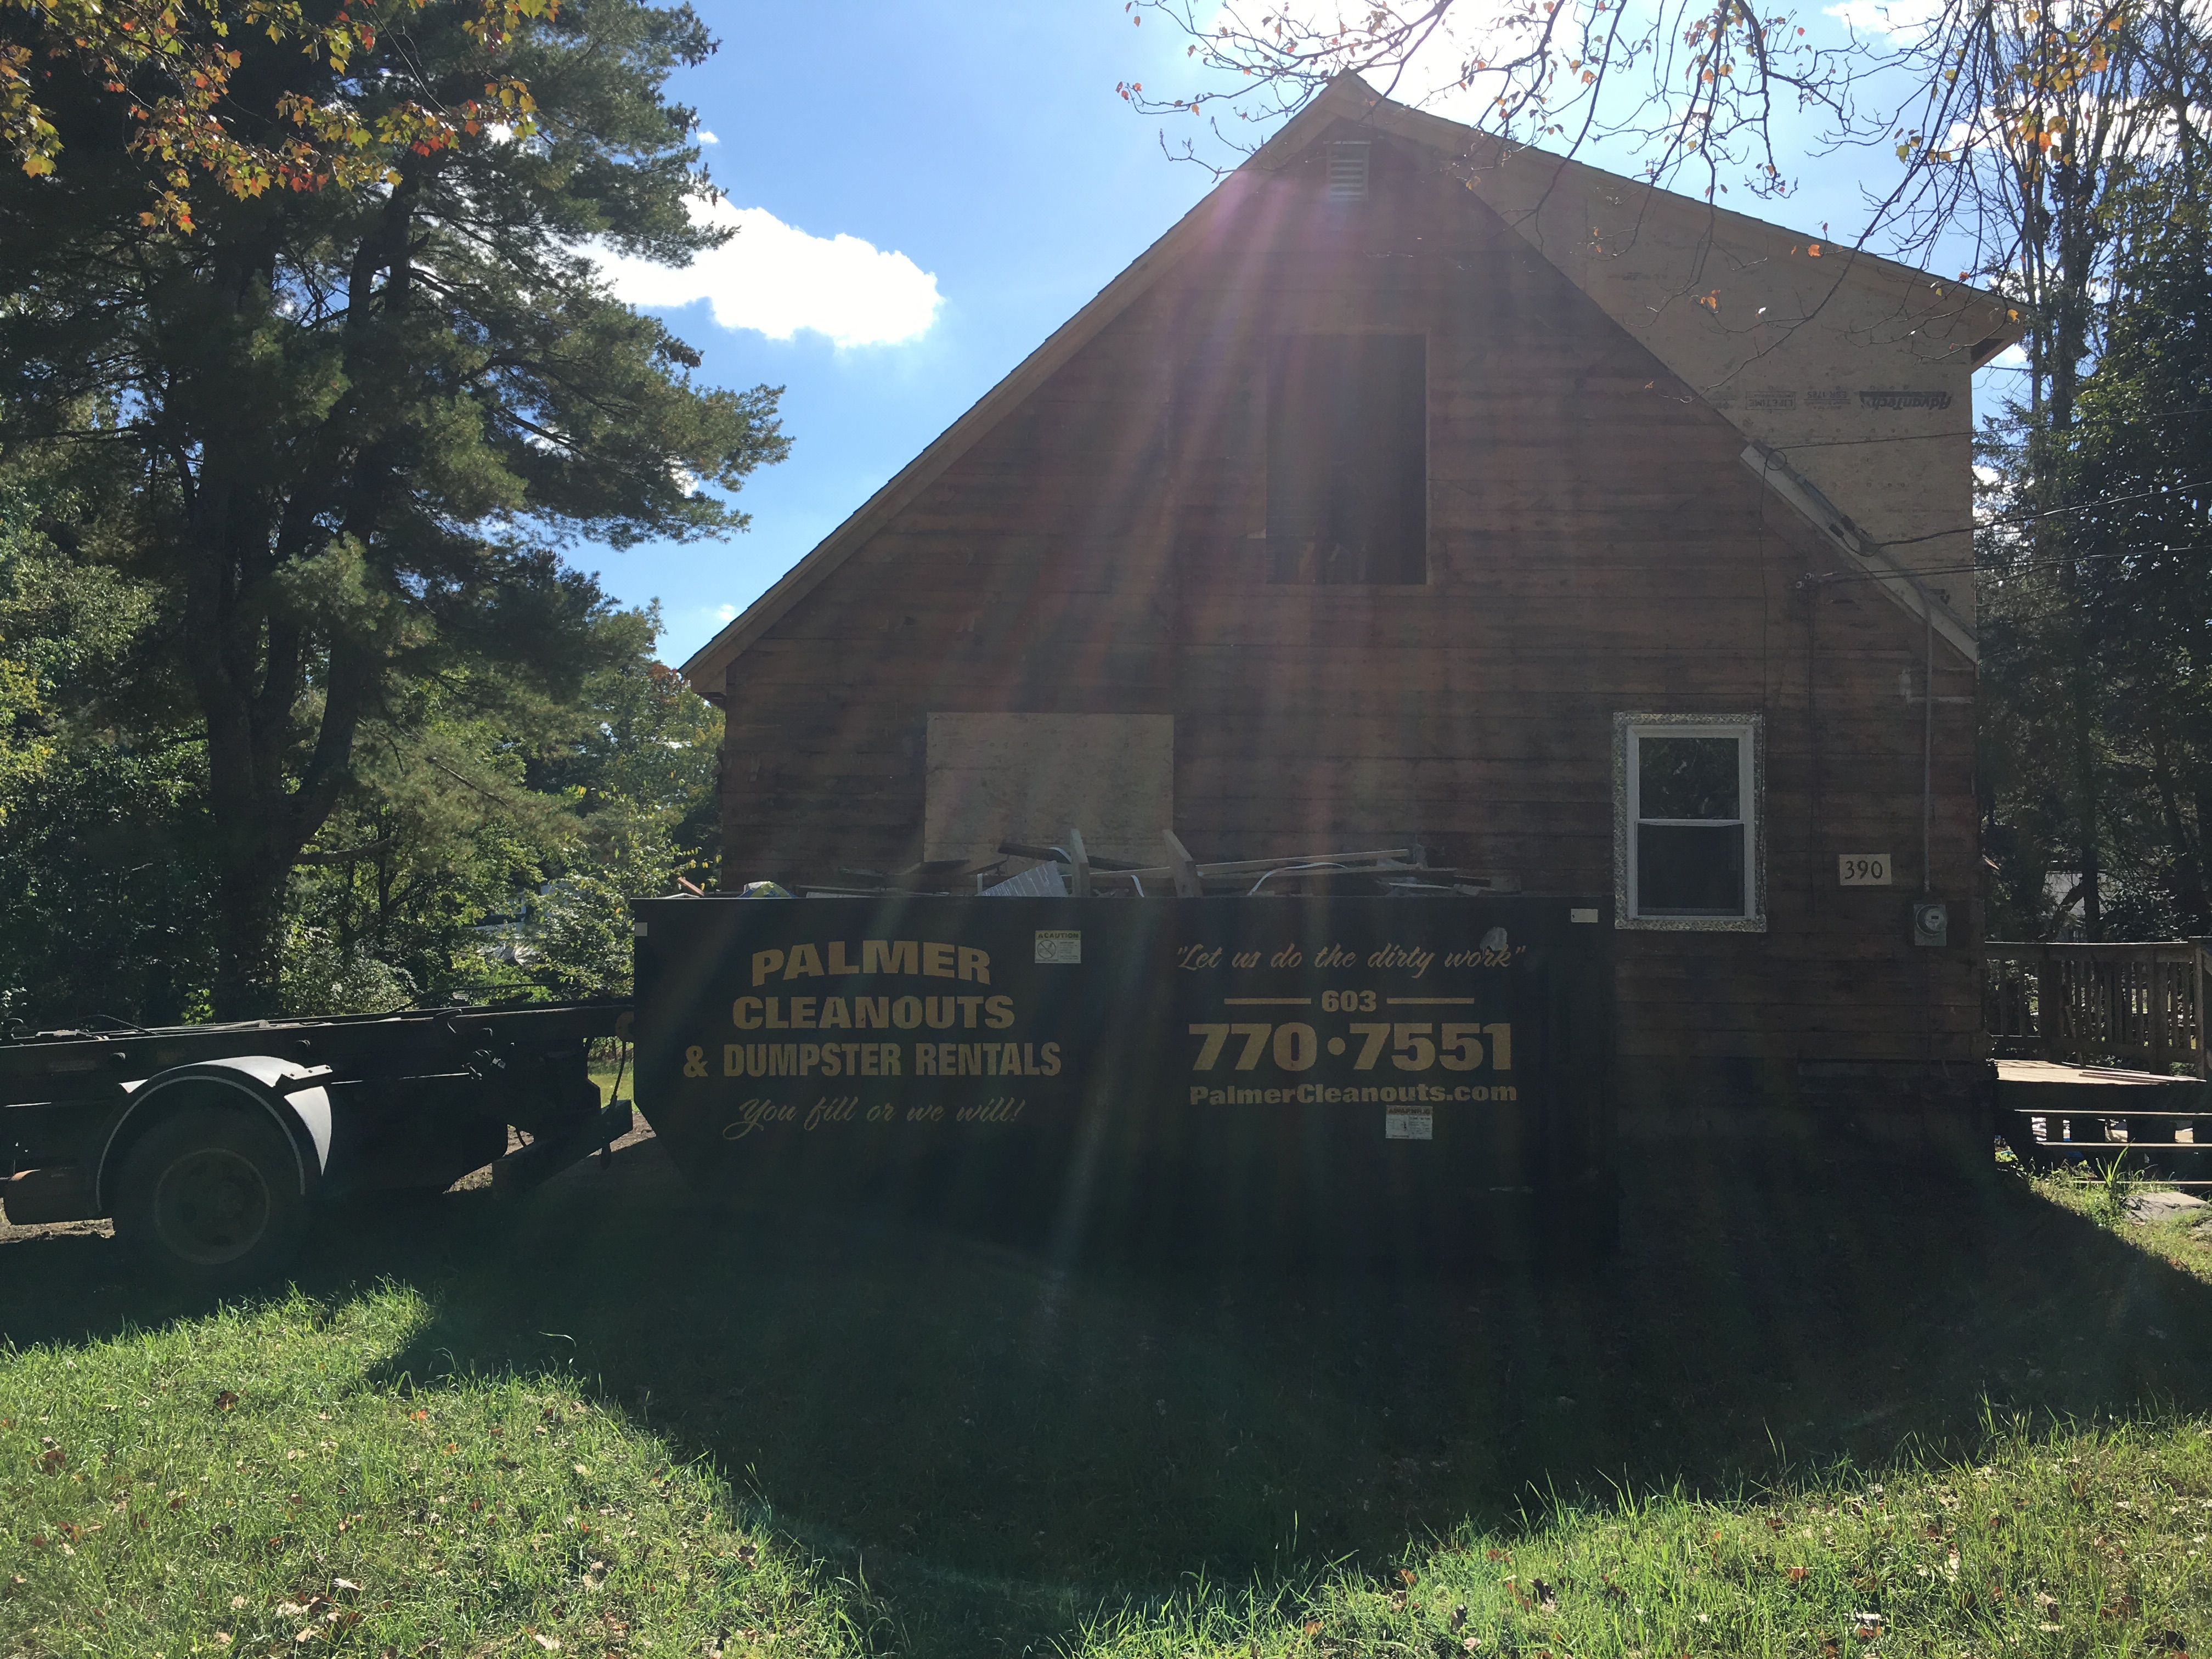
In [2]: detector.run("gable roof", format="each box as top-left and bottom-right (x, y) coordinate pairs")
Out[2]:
(682, 72), (2014, 690)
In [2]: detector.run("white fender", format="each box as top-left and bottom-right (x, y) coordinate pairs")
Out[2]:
(96, 1056), (335, 1207)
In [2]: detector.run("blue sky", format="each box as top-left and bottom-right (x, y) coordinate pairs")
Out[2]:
(590, 3), (1217, 667)
(591, 2), (2008, 670)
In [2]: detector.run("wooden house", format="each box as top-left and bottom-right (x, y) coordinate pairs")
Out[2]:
(681, 74), (2019, 1154)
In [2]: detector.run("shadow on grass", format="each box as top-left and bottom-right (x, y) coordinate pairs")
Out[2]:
(7, 1137), (2212, 1656)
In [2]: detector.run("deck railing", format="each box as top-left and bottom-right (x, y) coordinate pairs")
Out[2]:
(1983, 941), (2212, 1076)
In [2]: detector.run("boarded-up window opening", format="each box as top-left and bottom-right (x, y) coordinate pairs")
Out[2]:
(923, 713), (1175, 871)
(1267, 334), (1427, 585)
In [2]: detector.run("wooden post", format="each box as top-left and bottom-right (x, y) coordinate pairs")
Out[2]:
(1161, 828), (1204, 898)
(2036, 945), (2061, 1064)
(1065, 825), (1093, 900)
(2152, 955), (2170, 1075)
(2185, 942), (2203, 1084)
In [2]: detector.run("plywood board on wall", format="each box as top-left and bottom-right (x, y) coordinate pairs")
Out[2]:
(925, 713), (1175, 867)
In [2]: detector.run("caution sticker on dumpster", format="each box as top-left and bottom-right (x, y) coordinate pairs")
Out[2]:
(1034, 930), (1081, 964)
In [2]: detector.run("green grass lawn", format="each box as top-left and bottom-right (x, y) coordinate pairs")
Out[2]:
(0, 1289), (868, 1658)
(1079, 1415), (2212, 1656)
(8, 1146), (2212, 1657)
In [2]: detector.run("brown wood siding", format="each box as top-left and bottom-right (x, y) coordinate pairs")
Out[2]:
(717, 123), (1981, 1116)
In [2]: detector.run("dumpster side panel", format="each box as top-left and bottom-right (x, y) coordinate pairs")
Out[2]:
(634, 895), (1613, 1261)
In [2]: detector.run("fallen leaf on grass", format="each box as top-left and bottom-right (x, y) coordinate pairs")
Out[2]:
(530, 1633), (560, 1651)
(1785, 1566), (1810, 1581)
(215, 1391), (238, 1412)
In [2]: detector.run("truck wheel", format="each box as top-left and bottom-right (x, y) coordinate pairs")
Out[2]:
(113, 1104), (308, 1293)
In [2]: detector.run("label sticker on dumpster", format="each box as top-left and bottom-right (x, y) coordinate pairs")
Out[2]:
(1035, 930), (1081, 964)
(1385, 1110), (1435, 1141)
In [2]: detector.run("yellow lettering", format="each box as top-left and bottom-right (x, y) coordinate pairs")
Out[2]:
(957, 946), (990, 984)
(923, 941), (955, 978)
(827, 940), (858, 975)
(732, 996), (762, 1030)
(1483, 1023), (1514, 1070)
(863, 939), (917, 975)
(820, 996), (850, 1030)
(751, 949), (783, 987)
(784, 943), (823, 980)
(984, 995), (1013, 1029)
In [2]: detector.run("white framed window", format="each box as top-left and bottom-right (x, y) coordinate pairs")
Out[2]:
(1613, 713), (1765, 931)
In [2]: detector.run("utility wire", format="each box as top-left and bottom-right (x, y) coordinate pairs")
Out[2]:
(1809, 540), (2212, 587)
(1752, 403), (2212, 452)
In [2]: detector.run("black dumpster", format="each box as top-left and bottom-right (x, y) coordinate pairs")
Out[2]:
(634, 894), (1615, 1264)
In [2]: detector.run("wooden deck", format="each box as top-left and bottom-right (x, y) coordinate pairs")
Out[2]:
(1984, 940), (2212, 1076)
(1993, 1056), (2212, 1182)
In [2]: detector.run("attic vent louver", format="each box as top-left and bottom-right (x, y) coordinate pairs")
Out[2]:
(1328, 141), (1370, 198)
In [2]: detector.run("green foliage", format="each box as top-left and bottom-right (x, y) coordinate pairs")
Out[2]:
(0, 732), (220, 1029)
(0, 478), (720, 1023)
(0, 1287), (865, 1656)
(0, 0), (781, 1011)
(272, 612), (721, 1015)
(1981, 180), (2212, 940)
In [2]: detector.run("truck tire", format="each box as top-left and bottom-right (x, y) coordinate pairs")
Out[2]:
(112, 1104), (309, 1293)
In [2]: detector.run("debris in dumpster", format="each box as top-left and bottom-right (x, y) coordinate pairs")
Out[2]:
(774, 831), (1519, 900)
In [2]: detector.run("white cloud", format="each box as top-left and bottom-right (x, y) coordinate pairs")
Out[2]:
(715, 602), (739, 622)
(599, 198), (940, 348)
(1824, 0), (1945, 40)
(697, 129), (719, 144)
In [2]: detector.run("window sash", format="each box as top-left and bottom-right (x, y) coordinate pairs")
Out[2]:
(1624, 724), (1759, 923)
